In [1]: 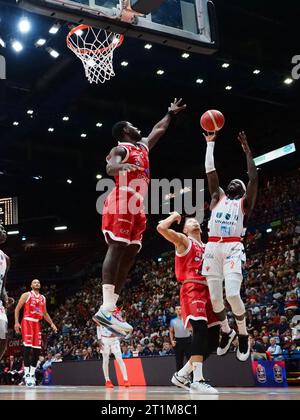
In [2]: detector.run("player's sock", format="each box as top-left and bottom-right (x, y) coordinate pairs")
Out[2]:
(178, 361), (193, 377)
(236, 318), (247, 335)
(101, 284), (116, 312)
(24, 367), (30, 376)
(192, 362), (204, 382)
(30, 366), (36, 377)
(113, 293), (119, 309)
(220, 319), (231, 334)
(116, 357), (128, 381)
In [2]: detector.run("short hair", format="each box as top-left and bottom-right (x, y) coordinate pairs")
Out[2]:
(112, 121), (128, 141)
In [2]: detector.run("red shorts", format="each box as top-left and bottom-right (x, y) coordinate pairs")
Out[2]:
(21, 318), (42, 349)
(102, 188), (146, 249)
(180, 282), (220, 329)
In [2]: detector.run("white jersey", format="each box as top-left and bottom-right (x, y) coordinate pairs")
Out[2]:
(0, 250), (7, 304)
(208, 195), (246, 238)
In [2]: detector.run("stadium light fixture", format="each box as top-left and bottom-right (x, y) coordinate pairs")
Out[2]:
(12, 40), (23, 52)
(19, 17), (31, 33)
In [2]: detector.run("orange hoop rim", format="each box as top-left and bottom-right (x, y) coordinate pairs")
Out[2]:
(66, 24), (124, 55)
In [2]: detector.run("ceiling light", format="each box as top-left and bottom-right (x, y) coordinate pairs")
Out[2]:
(22, 236), (26, 241)
(0, 38), (6, 48)
(62, 116), (69, 121)
(96, 174), (102, 179)
(121, 61), (128, 67)
(144, 43), (152, 50)
(157, 69), (164, 75)
(81, 133), (87, 138)
(48, 127), (54, 132)
(67, 179), (72, 184)
(48, 48), (60, 58)
(284, 78), (293, 85)
(12, 40), (23, 52)
(35, 38), (46, 47)
(27, 109), (34, 115)
(196, 78), (203, 84)
(222, 63), (230, 68)
(96, 122), (102, 127)
(181, 52), (190, 59)
(18, 17), (31, 33)
(7, 230), (19, 235)
(54, 226), (67, 231)
(49, 23), (60, 34)
(253, 69), (261, 75)
(225, 85), (232, 90)
(13, 121), (19, 126)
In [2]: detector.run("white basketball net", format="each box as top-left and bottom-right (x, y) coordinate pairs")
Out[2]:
(67, 26), (124, 84)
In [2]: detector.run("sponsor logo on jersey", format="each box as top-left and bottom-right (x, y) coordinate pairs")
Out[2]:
(225, 213), (231, 220)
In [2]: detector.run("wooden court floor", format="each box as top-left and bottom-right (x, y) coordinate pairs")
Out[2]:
(0, 386), (300, 400)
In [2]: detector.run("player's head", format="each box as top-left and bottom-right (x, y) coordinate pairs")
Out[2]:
(175, 306), (181, 317)
(112, 121), (142, 143)
(183, 218), (202, 236)
(0, 224), (7, 245)
(31, 279), (41, 291)
(226, 179), (246, 199)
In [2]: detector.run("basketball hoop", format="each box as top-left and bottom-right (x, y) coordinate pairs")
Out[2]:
(66, 25), (124, 84)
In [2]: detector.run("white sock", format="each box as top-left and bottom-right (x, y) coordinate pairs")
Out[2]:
(178, 361), (193, 377)
(102, 354), (110, 381)
(113, 293), (119, 309)
(236, 318), (247, 335)
(30, 366), (36, 377)
(221, 319), (231, 334)
(116, 357), (128, 381)
(101, 284), (115, 312)
(192, 362), (204, 383)
(24, 367), (30, 376)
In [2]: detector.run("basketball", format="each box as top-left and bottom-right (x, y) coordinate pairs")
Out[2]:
(200, 110), (225, 132)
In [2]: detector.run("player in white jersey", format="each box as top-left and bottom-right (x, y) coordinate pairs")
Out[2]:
(97, 325), (130, 388)
(202, 131), (258, 361)
(0, 224), (13, 361)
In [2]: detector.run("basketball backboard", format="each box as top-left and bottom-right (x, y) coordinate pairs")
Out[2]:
(17, 0), (218, 54)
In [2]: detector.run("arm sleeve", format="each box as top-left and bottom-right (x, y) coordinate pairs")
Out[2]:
(205, 142), (216, 174)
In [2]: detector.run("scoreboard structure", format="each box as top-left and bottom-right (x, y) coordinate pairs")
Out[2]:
(0, 197), (19, 226)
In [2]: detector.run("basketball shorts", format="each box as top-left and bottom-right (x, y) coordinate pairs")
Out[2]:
(100, 336), (122, 358)
(0, 302), (8, 340)
(102, 188), (146, 250)
(202, 241), (246, 278)
(21, 318), (42, 349)
(180, 282), (220, 329)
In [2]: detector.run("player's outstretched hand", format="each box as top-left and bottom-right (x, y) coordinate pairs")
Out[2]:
(170, 211), (182, 224)
(51, 323), (58, 334)
(238, 131), (251, 154)
(203, 131), (217, 142)
(168, 98), (187, 115)
(14, 323), (21, 334)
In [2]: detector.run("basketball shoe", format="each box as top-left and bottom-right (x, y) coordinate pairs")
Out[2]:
(93, 307), (133, 335)
(171, 372), (191, 391)
(236, 334), (250, 362)
(217, 329), (237, 356)
(105, 380), (114, 388)
(190, 381), (219, 394)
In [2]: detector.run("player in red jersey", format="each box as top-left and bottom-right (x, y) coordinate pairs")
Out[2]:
(14, 279), (57, 387)
(157, 213), (220, 394)
(93, 98), (186, 335)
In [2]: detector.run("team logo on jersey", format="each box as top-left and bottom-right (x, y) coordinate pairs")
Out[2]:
(225, 213), (231, 220)
(216, 212), (223, 218)
(194, 257), (200, 262)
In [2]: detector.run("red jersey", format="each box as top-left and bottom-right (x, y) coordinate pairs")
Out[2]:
(23, 291), (46, 321)
(175, 237), (207, 283)
(107, 142), (150, 197)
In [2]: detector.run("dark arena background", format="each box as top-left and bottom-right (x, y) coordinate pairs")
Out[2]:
(0, 0), (300, 405)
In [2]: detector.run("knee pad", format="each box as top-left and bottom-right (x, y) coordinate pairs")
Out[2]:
(226, 294), (245, 317)
(190, 320), (208, 356)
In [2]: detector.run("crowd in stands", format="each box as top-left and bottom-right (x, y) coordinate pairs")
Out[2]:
(2, 171), (300, 383)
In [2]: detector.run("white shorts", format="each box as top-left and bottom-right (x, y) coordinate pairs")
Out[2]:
(100, 336), (122, 357)
(0, 302), (8, 340)
(202, 241), (246, 278)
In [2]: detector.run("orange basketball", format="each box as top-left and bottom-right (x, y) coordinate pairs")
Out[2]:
(200, 110), (225, 132)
